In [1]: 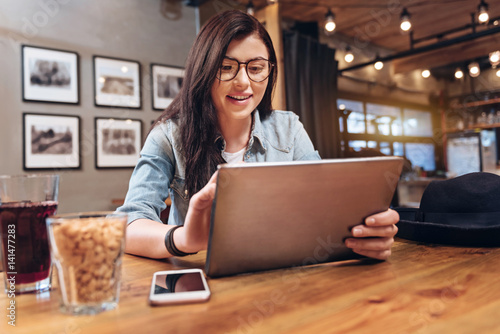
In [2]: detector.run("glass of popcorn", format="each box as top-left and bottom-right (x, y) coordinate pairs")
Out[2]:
(46, 211), (127, 315)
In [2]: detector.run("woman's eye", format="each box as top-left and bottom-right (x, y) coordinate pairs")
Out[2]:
(221, 65), (234, 71)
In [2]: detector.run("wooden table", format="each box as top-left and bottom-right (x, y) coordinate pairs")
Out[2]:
(2, 239), (500, 334)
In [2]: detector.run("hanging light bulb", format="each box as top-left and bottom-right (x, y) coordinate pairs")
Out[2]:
(374, 61), (384, 70)
(246, 0), (255, 16)
(455, 68), (464, 79)
(496, 69), (500, 77)
(478, 0), (489, 24)
(469, 62), (480, 77)
(324, 9), (336, 35)
(421, 69), (431, 78)
(400, 8), (412, 32)
(489, 51), (500, 68)
(267, 0), (277, 5)
(344, 46), (354, 63)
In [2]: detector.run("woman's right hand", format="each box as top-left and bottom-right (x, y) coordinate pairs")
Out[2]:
(174, 171), (218, 254)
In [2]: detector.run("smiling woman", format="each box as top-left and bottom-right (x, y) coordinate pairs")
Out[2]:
(117, 10), (400, 263)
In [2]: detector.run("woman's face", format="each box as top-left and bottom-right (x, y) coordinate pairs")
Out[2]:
(211, 33), (269, 123)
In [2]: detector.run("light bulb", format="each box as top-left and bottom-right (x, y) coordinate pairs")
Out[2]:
(489, 51), (500, 67)
(324, 9), (336, 34)
(374, 61), (384, 70)
(246, 1), (255, 16)
(455, 68), (464, 79)
(496, 69), (500, 77)
(344, 52), (354, 63)
(469, 62), (480, 77)
(344, 47), (354, 63)
(421, 69), (430, 78)
(478, 0), (489, 24)
(400, 8), (411, 31)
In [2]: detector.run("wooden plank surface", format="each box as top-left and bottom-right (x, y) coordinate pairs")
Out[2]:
(1, 239), (500, 333)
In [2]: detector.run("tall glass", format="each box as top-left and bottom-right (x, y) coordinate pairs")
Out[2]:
(46, 211), (127, 315)
(0, 174), (59, 294)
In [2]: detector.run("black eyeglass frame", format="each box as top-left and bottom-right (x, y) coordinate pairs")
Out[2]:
(216, 57), (275, 83)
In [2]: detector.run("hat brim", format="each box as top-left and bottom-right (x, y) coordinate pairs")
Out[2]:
(397, 219), (500, 247)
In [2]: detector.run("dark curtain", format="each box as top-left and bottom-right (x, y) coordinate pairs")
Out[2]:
(283, 31), (341, 159)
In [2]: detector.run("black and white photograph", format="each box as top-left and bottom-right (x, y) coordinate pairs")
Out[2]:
(22, 45), (79, 104)
(94, 56), (141, 109)
(95, 117), (142, 168)
(151, 64), (184, 110)
(23, 113), (81, 170)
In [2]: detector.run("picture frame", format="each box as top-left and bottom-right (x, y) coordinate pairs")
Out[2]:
(93, 56), (142, 109)
(22, 45), (79, 104)
(23, 113), (81, 170)
(151, 63), (184, 111)
(95, 117), (142, 168)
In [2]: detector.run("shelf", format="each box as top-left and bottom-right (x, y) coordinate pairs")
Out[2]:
(445, 123), (500, 133)
(450, 97), (500, 109)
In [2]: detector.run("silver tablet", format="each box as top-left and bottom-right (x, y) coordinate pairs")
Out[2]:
(205, 156), (404, 278)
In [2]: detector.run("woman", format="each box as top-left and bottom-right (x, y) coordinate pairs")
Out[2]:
(119, 10), (399, 261)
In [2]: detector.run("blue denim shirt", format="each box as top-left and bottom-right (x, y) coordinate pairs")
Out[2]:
(117, 110), (320, 225)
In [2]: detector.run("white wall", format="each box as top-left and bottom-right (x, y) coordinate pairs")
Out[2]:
(0, 0), (197, 213)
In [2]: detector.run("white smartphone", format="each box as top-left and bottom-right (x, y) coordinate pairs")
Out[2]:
(148, 268), (211, 306)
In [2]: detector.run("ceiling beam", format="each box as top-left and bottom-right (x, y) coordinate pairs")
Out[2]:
(339, 25), (500, 73)
(393, 35), (500, 74)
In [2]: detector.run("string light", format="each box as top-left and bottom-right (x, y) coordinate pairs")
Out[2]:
(455, 68), (464, 79)
(496, 69), (500, 77)
(246, 0), (255, 16)
(344, 46), (354, 63)
(324, 9), (336, 35)
(400, 8), (412, 32)
(468, 62), (480, 77)
(489, 51), (500, 68)
(421, 69), (430, 78)
(478, 0), (489, 24)
(374, 61), (384, 70)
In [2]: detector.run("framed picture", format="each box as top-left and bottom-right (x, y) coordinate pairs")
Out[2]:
(151, 64), (184, 111)
(93, 56), (142, 109)
(95, 117), (142, 168)
(23, 113), (81, 170)
(22, 45), (79, 104)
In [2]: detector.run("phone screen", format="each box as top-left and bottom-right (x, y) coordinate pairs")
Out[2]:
(153, 272), (206, 295)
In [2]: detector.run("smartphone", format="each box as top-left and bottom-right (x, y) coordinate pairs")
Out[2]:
(148, 268), (211, 305)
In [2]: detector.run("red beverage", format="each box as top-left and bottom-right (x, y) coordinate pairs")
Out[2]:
(0, 201), (57, 285)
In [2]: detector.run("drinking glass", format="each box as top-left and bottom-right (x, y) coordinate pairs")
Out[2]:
(0, 174), (59, 294)
(46, 211), (127, 315)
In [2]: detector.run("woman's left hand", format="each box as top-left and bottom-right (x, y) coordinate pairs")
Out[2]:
(344, 208), (399, 260)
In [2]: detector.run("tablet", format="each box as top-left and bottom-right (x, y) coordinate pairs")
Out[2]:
(205, 156), (403, 278)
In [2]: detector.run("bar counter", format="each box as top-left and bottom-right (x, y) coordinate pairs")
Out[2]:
(1, 239), (499, 333)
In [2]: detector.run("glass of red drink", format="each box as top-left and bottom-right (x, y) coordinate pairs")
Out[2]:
(0, 174), (59, 294)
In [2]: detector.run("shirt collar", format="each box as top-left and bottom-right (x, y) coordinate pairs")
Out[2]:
(214, 110), (267, 152)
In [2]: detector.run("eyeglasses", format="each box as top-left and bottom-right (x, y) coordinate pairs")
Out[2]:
(216, 57), (274, 83)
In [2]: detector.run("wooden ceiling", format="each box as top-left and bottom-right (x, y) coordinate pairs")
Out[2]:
(246, 0), (500, 75)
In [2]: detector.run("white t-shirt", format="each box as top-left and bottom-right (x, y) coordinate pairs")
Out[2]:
(222, 147), (246, 165)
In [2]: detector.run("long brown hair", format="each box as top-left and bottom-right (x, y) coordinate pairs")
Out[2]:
(154, 10), (278, 198)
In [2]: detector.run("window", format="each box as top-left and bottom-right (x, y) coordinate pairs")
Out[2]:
(338, 99), (365, 134)
(366, 103), (402, 136)
(403, 109), (433, 137)
(337, 97), (437, 171)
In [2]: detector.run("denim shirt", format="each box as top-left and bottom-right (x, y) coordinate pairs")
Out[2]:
(117, 110), (320, 225)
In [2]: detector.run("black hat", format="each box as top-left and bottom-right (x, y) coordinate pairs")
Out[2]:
(395, 172), (500, 247)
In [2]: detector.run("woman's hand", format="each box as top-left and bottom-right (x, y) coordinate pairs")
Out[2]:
(344, 208), (399, 260)
(174, 172), (218, 254)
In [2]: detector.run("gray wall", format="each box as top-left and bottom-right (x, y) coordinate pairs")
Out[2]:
(0, 0), (197, 213)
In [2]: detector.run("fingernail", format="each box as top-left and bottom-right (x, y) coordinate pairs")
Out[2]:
(353, 227), (362, 237)
(366, 217), (375, 225)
